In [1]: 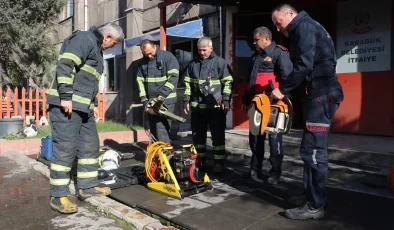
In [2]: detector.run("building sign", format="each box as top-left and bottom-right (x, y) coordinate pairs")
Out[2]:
(336, 0), (391, 73)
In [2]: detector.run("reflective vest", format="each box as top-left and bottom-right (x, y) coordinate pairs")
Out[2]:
(183, 52), (233, 109)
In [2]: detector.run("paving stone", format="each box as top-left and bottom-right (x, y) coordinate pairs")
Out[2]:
(172, 206), (260, 230)
(217, 194), (282, 219)
(139, 196), (212, 219)
(244, 213), (341, 230)
(110, 185), (165, 207)
(188, 187), (239, 205)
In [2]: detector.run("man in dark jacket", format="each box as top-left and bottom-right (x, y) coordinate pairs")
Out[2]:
(136, 39), (179, 143)
(183, 36), (233, 174)
(47, 22), (124, 214)
(272, 4), (344, 220)
(242, 26), (293, 185)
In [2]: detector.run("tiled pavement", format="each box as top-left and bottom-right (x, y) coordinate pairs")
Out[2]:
(107, 142), (394, 230)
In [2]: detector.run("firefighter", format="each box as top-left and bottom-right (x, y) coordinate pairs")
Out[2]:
(47, 22), (124, 214)
(183, 36), (233, 174)
(271, 4), (344, 219)
(136, 39), (179, 143)
(242, 26), (293, 185)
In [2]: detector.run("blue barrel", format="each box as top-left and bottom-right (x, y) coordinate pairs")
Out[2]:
(41, 136), (53, 161)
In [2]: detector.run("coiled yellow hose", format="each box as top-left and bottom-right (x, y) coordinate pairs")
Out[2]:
(145, 141), (167, 183)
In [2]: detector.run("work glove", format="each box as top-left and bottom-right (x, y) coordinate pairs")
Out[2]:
(222, 100), (230, 115)
(151, 96), (164, 114)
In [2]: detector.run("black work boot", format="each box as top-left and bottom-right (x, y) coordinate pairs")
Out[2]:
(198, 156), (207, 172)
(246, 169), (265, 183)
(267, 174), (280, 185)
(214, 164), (225, 174)
(284, 202), (325, 220)
(288, 193), (307, 206)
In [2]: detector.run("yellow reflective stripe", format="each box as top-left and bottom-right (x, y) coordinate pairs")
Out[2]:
(191, 102), (220, 109)
(223, 89), (232, 94)
(195, 144), (206, 149)
(136, 76), (146, 97)
(214, 155), (226, 160)
(48, 88), (59, 96)
(89, 103), (95, 110)
(167, 92), (177, 99)
(78, 158), (98, 165)
(144, 76), (167, 83)
(164, 82), (175, 90)
(167, 69), (179, 75)
(222, 75), (233, 94)
(48, 89), (91, 104)
(50, 163), (71, 172)
(221, 76), (233, 82)
(213, 145), (225, 150)
(57, 76), (74, 85)
(50, 178), (70, 186)
(184, 83), (191, 96)
(187, 78), (221, 85)
(185, 77), (199, 84)
(72, 94), (91, 105)
(81, 64), (101, 81)
(48, 89), (93, 106)
(77, 171), (99, 179)
(61, 52), (82, 66)
(188, 78), (200, 84)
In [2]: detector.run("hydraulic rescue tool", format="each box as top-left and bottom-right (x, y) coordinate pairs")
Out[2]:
(146, 98), (186, 123)
(248, 80), (293, 137)
(143, 98), (213, 199)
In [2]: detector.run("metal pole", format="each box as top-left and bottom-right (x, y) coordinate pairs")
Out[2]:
(160, 7), (167, 50)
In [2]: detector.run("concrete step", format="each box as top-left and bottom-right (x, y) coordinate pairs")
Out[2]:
(174, 131), (394, 198)
(225, 146), (389, 187)
(220, 131), (394, 168)
(224, 153), (394, 200)
(176, 130), (394, 168)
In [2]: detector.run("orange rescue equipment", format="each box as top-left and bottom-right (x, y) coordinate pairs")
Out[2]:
(248, 94), (293, 136)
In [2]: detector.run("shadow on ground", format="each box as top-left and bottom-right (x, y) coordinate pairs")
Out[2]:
(101, 139), (394, 230)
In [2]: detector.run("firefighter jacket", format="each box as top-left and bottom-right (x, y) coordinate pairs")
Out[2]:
(136, 49), (180, 105)
(183, 52), (233, 109)
(279, 11), (342, 98)
(47, 26), (103, 113)
(243, 41), (293, 105)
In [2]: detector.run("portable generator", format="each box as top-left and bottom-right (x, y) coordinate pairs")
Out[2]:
(145, 142), (212, 199)
(143, 98), (212, 199)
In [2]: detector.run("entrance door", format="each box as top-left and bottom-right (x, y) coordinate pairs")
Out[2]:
(232, 13), (284, 128)
(232, 5), (335, 130)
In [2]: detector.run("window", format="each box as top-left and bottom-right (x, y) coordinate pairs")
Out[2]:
(169, 39), (195, 88)
(102, 43), (123, 92)
(101, 55), (124, 92)
(67, 0), (74, 18)
(62, 0), (74, 19)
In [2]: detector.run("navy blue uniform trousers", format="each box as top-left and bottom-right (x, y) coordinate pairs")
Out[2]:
(300, 88), (343, 208)
(147, 103), (175, 143)
(249, 132), (283, 176)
